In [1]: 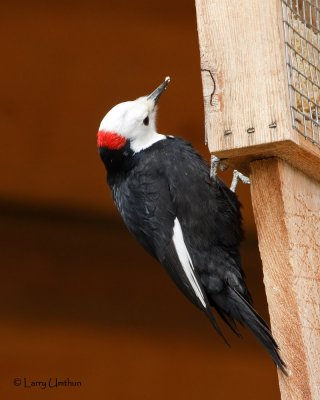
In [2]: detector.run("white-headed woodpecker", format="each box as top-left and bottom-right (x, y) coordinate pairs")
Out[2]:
(97, 77), (286, 373)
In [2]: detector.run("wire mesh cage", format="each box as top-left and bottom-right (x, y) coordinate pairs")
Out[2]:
(282, 0), (320, 146)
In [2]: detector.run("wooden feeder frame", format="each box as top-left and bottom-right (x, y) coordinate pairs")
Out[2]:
(195, 1), (320, 399)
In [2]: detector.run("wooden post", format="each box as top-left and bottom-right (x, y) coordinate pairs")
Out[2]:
(251, 158), (320, 399)
(195, 1), (320, 398)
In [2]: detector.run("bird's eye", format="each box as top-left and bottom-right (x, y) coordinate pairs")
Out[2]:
(143, 116), (149, 126)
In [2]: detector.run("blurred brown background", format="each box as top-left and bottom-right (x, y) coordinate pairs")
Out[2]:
(0, 1), (280, 399)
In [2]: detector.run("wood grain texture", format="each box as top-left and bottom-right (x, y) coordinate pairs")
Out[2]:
(195, 0), (320, 182)
(195, 0), (292, 150)
(250, 158), (320, 400)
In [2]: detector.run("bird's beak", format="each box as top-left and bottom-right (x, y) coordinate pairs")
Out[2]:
(147, 76), (171, 105)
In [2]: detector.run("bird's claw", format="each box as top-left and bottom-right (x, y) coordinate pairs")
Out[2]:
(210, 155), (227, 180)
(210, 156), (250, 192)
(230, 170), (251, 192)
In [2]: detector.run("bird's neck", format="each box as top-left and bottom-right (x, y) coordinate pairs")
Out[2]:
(130, 131), (166, 153)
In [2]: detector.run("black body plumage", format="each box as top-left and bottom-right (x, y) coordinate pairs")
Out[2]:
(99, 136), (286, 373)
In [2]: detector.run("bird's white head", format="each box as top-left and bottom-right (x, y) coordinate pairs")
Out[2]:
(97, 77), (170, 153)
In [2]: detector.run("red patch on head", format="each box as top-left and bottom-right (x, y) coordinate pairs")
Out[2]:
(97, 131), (126, 150)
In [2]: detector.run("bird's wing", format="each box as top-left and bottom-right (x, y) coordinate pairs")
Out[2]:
(114, 169), (226, 342)
(162, 217), (227, 342)
(154, 215), (209, 311)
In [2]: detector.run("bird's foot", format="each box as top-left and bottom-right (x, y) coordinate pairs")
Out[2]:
(230, 170), (251, 192)
(210, 155), (227, 180)
(210, 155), (250, 192)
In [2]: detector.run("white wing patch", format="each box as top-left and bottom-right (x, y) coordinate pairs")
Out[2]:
(172, 218), (206, 308)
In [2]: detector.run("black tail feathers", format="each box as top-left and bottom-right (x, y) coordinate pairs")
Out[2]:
(214, 285), (287, 374)
(204, 303), (230, 347)
(229, 286), (287, 374)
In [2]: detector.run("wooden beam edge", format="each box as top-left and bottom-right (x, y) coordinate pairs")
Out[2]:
(211, 136), (320, 183)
